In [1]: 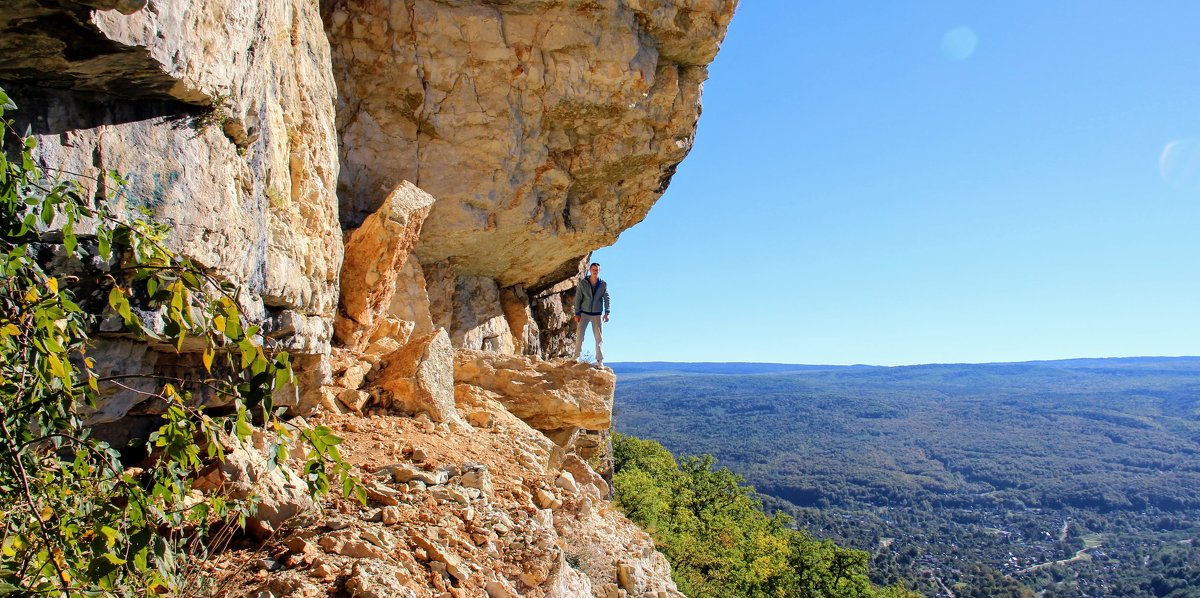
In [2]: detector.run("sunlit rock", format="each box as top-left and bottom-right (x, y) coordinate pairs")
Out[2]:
(454, 349), (614, 431)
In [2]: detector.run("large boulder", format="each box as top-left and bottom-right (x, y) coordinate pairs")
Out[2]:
(454, 349), (614, 431)
(388, 256), (437, 337)
(373, 329), (459, 423)
(193, 432), (317, 540)
(335, 181), (436, 350)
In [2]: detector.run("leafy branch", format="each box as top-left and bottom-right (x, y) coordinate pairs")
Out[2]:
(0, 86), (360, 596)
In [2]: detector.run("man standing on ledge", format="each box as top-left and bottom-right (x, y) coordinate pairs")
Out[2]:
(573, 262), (610, 367)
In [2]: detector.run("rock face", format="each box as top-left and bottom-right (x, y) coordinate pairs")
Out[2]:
(18, 0), (343, 322)
(0, 1), (174, 100)
(325, 0), (736, 288)
(455, 349), (615, 432)
(6, 0), (344, 415)
(373, 330), (459, 422)
(324, 0), (736, 353)
(335, 181), (436, 350)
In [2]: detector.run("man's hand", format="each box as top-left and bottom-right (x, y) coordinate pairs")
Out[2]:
(603, 314), (610, 322)
(574, 315), (581, 323)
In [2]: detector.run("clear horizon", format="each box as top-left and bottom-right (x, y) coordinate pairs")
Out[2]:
(607, 354), (1200, 368)
(593, 2), (1200, 366)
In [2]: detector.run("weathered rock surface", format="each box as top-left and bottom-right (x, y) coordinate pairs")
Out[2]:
(500, 285), (541, 357)
(23, 0), (342, 320)
(215, 409), (680, 597)
(389, 256), (437, 337)
(373, 329), (459, 422)
(325, 0), (737, 293)
(0, 1), (175, 100)
(193, 432), (318, 540)
(455, 349), (615, 431)
(448, 275), (518, 354)
(344, 560), (418, 598)
(335, 181), (435, 350)
(8, 0), (344, 416)
(563, 454), (611, 500)
(533, 277), (584, 358)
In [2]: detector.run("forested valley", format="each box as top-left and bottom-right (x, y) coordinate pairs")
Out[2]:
(612, 358), (1200, 597)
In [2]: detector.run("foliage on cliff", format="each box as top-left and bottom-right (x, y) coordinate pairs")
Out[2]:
(0, 88), (353, 596)
(612, 433), (915, 597)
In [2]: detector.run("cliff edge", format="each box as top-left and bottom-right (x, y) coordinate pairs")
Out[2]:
(1, 0), (735, 595)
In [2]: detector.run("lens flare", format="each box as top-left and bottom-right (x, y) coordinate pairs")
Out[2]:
(1159, 139), (1200, 192)
(941, 27), (978, 61)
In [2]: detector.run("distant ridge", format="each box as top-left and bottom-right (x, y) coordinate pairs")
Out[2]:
(609, 356), (1200, 376)
(606, 362), (879, 375)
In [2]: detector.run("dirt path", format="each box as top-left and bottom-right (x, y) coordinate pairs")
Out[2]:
(921, 568), (956, 598)
(934, 575), (956, 598)
(1013, 544), (1099, 576)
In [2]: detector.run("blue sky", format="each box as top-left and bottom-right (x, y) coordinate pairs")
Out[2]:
(593, 1), (1200, 365)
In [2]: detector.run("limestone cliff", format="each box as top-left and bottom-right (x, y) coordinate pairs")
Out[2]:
(325, 0), (734, 359)
(1, 0), (735, 595)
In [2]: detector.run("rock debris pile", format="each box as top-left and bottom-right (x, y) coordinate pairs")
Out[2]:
(207, 356), (680, 598)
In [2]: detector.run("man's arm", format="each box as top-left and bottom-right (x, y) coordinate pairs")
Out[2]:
(573, 280), (584, 322)
(602, 286), (611, 321)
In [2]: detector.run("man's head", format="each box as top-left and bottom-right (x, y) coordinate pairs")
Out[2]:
(588, 262), (601, 277)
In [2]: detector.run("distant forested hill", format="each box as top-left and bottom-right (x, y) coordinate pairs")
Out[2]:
(611, 357), (1200, 597)
(609, 361), (874, 376)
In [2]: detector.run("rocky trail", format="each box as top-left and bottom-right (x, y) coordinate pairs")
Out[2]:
(201, 356), (680, 598)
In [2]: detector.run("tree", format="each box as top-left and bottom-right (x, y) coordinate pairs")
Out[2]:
(612, 433), (916, 597)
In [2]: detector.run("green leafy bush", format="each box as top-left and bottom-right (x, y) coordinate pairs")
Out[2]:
(0, 87), (356, 595)
(613, 433), (915, 598)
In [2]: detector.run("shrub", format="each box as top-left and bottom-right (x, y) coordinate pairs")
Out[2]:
(0, 86), (356, 595)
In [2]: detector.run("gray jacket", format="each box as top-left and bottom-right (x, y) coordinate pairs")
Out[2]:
(574, 277), (610, 316)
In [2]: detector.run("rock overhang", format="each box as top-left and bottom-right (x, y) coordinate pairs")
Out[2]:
(324, 0), (736, 289)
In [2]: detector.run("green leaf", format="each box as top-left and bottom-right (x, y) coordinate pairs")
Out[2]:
(46, 352), (68, 379)
(224, 314), (242, 339)
(98, 526), (119, 549)
(250, 348), (268, 375)
(235, 411), (253, 439)
(108, 286), (132, 324)
(97, 227), (112, 259)
(62, 221), (76, 253)
(274, 362), (292, 388)
(169, 281), (184, 313)
(40, 333), (64, 353)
